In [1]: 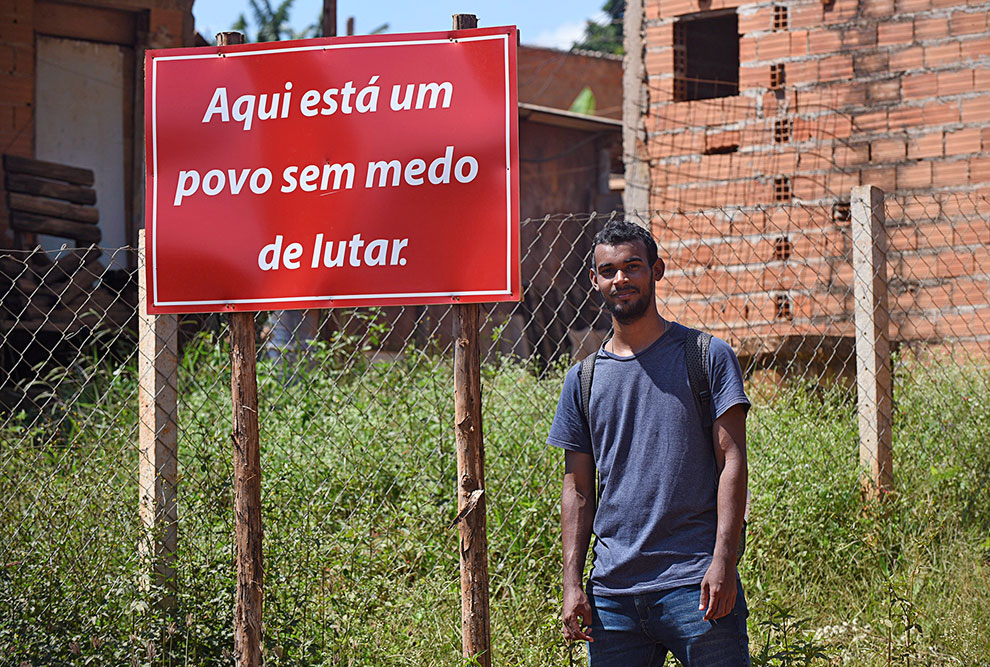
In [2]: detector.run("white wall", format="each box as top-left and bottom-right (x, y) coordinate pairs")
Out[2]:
(35, 35), (128, 268)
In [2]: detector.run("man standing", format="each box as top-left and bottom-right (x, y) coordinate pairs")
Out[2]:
(547, 221), (751, 665)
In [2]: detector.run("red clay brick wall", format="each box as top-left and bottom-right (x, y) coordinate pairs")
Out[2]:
(643, 0), (990, 349)
(518, 46), (623, 119)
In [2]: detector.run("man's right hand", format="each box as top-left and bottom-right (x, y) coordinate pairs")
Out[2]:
(562, 585), (594, 642)
(561, 451), (596, 642)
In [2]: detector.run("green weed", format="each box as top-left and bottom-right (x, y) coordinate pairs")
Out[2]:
(1, 339), (987, 665)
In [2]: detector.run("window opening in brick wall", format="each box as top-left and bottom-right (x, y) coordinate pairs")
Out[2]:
(673, 11), (739, 102)
(773, 5), (789, 31)
(832, 201), (851, 223)
(770, 63), (786, 89)
(774, 235), (792, 261)
(704, 143), (739, 155)
(774, 118), (792, 143)
(774, 176), (791, 201)
(775, 294), (793, 320)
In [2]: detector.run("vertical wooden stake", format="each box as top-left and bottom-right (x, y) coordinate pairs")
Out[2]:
(453, 302), (492, 667)
(452, 13), (491, 667)
(322, 0), (337, 37)
(217, 30), (264, 667)
(231, 309), (263, 666)
(851, 185), (893, 499)
(137, 229), (178, 609)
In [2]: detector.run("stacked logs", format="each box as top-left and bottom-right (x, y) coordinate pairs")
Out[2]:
(0, 245), (134, 337)
(4, 155), (102, 246)
(1, 153), (134, 344)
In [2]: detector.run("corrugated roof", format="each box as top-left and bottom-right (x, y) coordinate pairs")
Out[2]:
(518, 103), (623, 132)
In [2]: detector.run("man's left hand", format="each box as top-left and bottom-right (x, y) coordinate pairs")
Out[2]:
(699, 555), (737, 620)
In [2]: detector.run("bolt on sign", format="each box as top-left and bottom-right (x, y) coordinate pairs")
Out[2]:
(145, 27), (520, 314)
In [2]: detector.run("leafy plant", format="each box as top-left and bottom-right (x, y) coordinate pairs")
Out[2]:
(752, 603), (829, 666)
(2, 338), (988, 665)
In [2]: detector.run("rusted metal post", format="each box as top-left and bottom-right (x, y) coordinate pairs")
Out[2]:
(137, 229), (178, 609)
(450, 14), (492, 667)
(851, 185), (893, 499)
(217, 29), (264, 667)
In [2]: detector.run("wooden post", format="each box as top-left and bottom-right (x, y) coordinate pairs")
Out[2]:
(450, 15), (492, 667)
(217, 30), (264, 667)
(323, 0), (336, 37)
(851, 185), (893, 498)
(231, 309), (263, 666)
(137, 229), (178, 609)
(453, 302), (492, 667)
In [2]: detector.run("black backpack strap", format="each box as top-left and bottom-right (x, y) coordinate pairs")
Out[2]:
(685, 328), (713, 444)
(686, 328), (748, 564)
(578, 331), (611, 505)
(578, 330), (612, 429)
(579, 353), (596, 429)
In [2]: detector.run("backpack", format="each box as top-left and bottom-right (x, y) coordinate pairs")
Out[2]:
(577, 327), (747, 564)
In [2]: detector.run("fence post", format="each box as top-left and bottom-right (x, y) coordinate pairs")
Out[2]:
(230, 308), (263, 666)
(216, 29), (264, 667)
(137, 229), (178, 608)
(453, 302), (492, 667)
(450, 17), (492, 667)
(851, 185), (893, 499)
(622, 0), (649, 219)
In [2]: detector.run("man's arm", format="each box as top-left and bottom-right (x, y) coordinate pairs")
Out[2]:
(562, 450), (596, 642)
(699, 404), (748, 621)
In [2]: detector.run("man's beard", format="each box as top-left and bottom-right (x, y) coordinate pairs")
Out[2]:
(603, 289), (651, 324)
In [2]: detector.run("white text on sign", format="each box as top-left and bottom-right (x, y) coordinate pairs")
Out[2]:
(172, 146), (479, 206)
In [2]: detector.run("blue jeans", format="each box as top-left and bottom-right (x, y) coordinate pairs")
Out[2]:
(588, 580), (750, 666)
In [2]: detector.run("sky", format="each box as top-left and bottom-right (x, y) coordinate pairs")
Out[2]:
(192, 0), (608, 50)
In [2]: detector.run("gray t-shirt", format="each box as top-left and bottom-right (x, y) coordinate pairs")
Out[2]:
(547, 321), (750, 596)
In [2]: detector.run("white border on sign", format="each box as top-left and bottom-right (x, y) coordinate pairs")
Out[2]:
(151, 34), (514, 307)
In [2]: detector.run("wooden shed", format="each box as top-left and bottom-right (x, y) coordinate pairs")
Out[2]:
(1, 0), (196, 263)
(318, 103), (623, 365)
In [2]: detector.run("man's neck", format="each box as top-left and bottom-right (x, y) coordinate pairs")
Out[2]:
(608, 309), (667, 356)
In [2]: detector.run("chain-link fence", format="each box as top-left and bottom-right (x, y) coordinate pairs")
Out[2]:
(2, 188), (988, 665)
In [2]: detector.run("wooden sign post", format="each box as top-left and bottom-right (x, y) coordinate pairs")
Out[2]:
(147, 23), (515, 664)
(216, 31), (264, 667)
(453, 301), (492, 667)
(450, 15), (492, 667)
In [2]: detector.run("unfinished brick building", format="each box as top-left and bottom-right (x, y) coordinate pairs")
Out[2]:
(626, 0), (990, 363)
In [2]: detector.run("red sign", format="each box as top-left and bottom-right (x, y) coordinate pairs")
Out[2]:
(145, 27), (519, 314)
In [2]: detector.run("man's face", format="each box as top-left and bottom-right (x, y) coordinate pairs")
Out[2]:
(590, 241), (664, 324)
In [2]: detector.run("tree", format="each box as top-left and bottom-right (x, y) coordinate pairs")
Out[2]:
(231, 0), (316, 42)
(230, 2), (389, 42)
(572, 0), (624, 55)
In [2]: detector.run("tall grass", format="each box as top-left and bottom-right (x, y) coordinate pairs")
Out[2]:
(1, 337), (987, 665)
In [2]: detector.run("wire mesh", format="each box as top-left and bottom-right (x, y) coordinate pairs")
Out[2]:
(1, 189), (988, 664)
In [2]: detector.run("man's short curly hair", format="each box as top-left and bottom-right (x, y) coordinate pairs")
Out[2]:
(590, 221), (659, 270)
